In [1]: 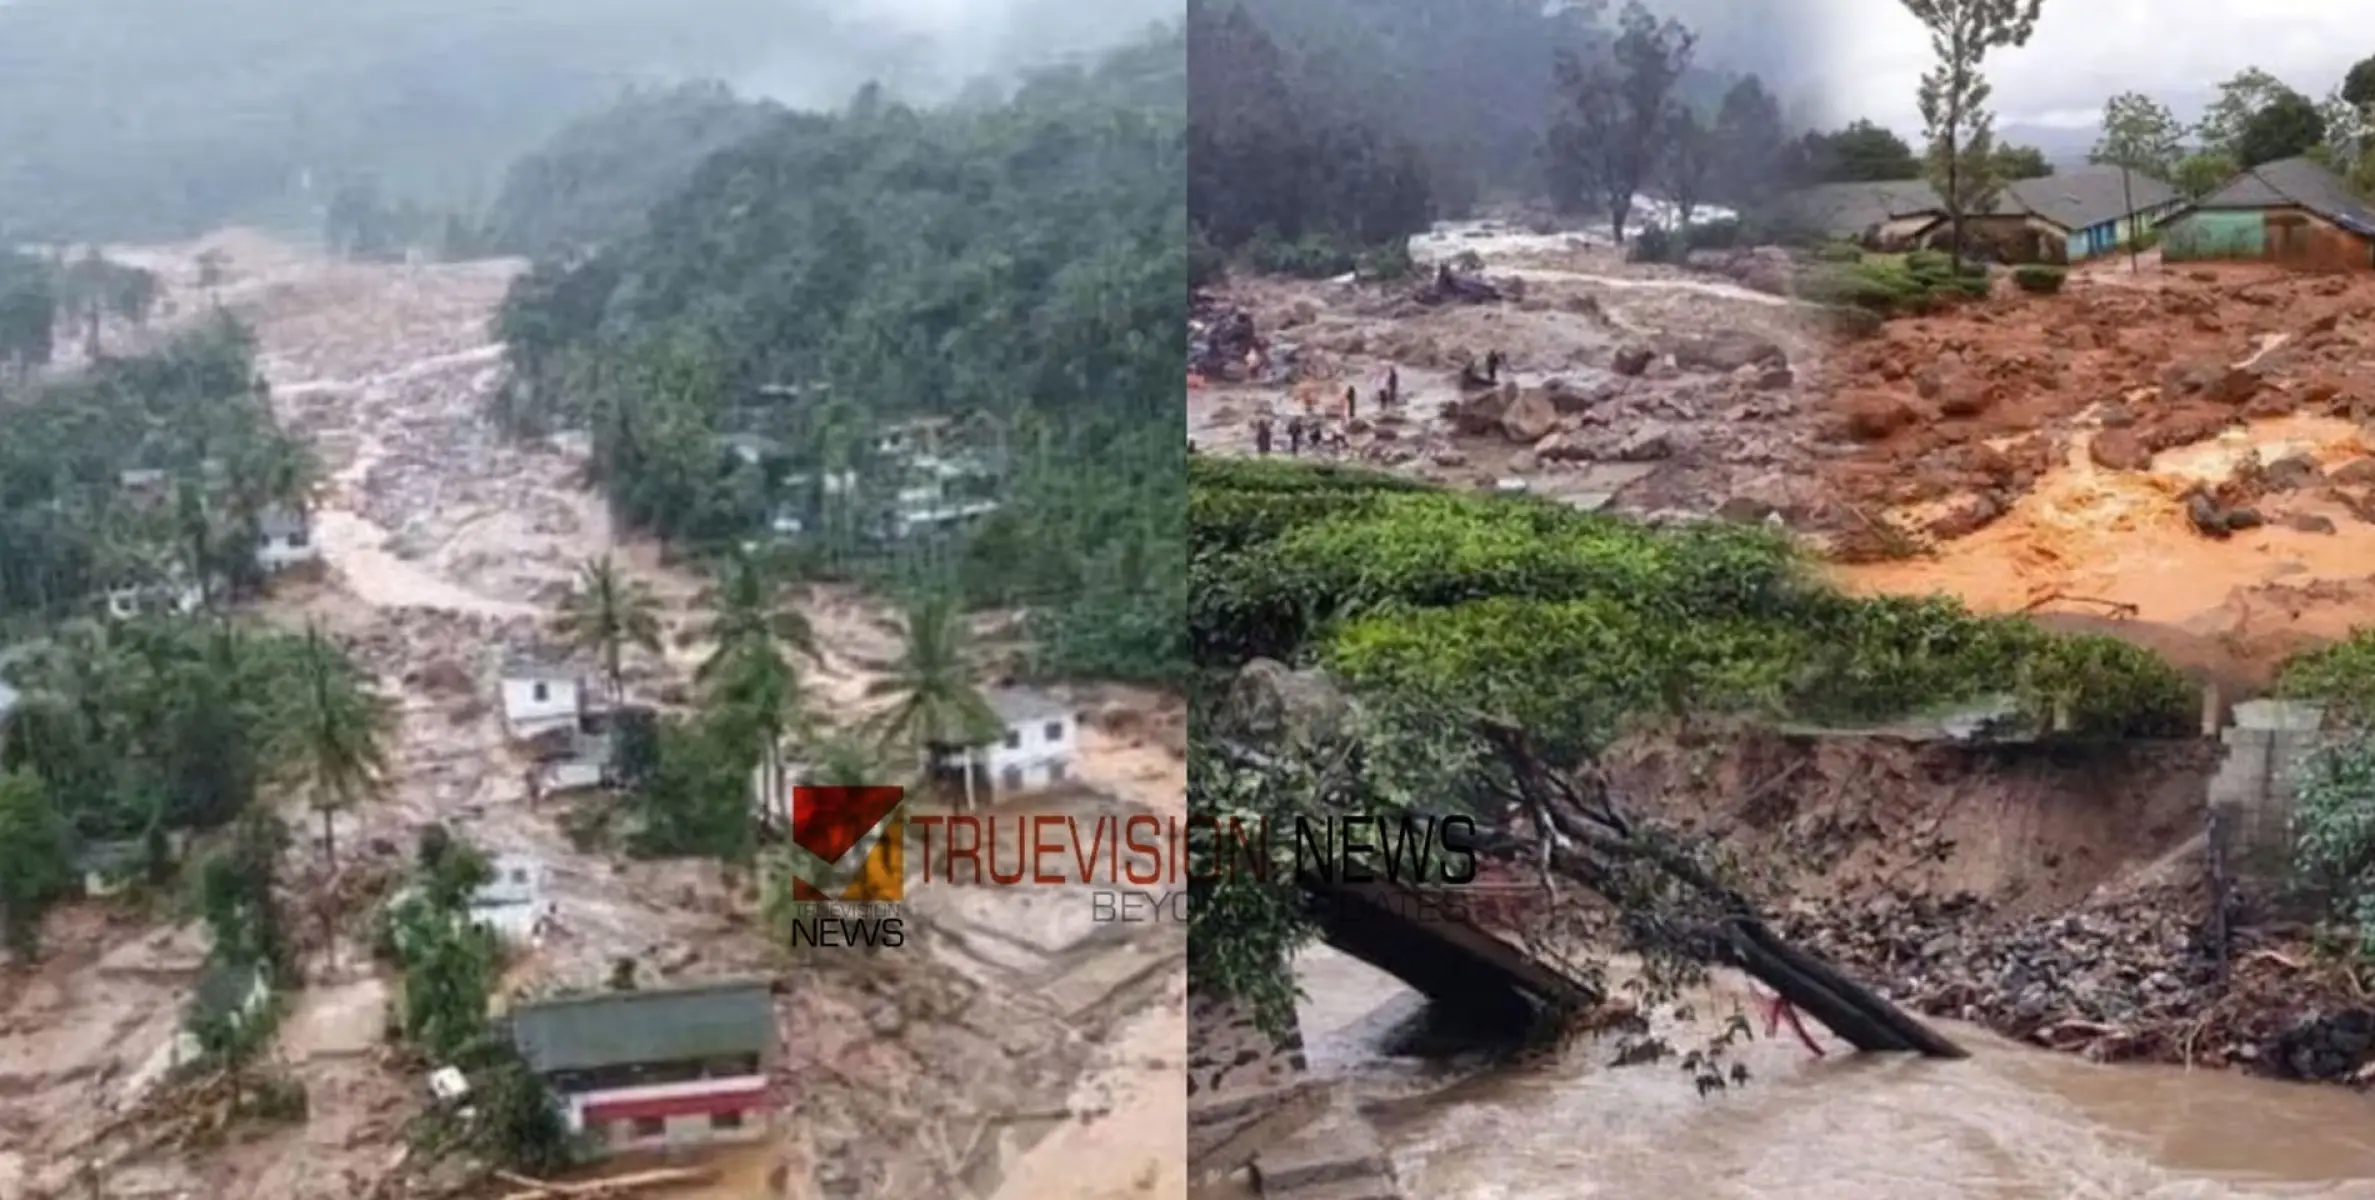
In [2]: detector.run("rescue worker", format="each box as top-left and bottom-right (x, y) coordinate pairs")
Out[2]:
(1343, 384), (1357, 420)
(1486, 349), (1504, 385)
(1253, 415), (1273, 456)
(1386, 365), (1400, 407)
(1286, 414), (1305, 455)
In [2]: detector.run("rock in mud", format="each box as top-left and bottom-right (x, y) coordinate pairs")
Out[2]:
(2263, 454), (2322, 491)
(1609, 424), (1678, 462)
(2282, 513), (2338, 535)
(2329, 459), (2375, 486)
(1836, 392), (1920, 441)
(1669, 330), (1786, 374)
(1612, 345), (1655, 376)
(2089, 429), (2152, 471)
(1501, 391), (1559, 443)
(1443, 387), (1513, 436)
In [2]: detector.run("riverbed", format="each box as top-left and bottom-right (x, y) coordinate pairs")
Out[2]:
(1288, 947), (2375, 1198)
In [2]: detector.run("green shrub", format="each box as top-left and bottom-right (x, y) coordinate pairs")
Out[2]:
(2279, 629), (2375, 723)
(2011, 264), (2066, 294)
(1904, 249), (1953, 278)
(1324, 592), (2196, 756)
(1627, 223), (1677, 263)
(1194, 491), (1814, 662)
(1188, 461), (2199, 742)
(1812, 240), (1864, 262)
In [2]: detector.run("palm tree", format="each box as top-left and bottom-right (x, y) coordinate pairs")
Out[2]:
(551, 553), (664, 702)
(273, 623), (391, 871)
(866, 591), (999, 809)
(698, 549), (821, 820)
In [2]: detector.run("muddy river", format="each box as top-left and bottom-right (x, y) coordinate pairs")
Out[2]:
(1279, 948), (2375, 1199)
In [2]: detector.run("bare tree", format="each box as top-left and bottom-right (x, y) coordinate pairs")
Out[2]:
(1662, 108), (1716, 233)
(1546, 2), (1698, 244)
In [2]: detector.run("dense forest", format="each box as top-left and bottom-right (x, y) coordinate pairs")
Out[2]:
(1187, 0), (1813, 270)
(0, 316), (383, 995)
(492, 28), (1187, 684)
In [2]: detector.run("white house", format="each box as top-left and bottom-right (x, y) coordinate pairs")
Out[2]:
(938, 689), (1078, 803)
(467, 855), (550, 947)
(255, 505), (320, 573)
(502, 659), (590, 743)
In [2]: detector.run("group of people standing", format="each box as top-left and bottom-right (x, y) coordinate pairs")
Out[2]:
(1251, 365), (1401, 457)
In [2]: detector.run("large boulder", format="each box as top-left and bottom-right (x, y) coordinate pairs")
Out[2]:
(1224, 659), (1353, 745)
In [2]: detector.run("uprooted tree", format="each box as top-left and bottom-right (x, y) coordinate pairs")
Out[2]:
(1190, 679), (1964, 1093)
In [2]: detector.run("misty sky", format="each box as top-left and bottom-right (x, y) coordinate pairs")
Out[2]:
(1832, 0), (2367, 140)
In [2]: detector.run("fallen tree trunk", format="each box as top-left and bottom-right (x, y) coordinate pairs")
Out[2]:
(1478, 721), (1965, 1059)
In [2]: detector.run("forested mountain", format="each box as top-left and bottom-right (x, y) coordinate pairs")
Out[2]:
(1187, 0), (1801, 265)
(476, 84), (787, 259)
(494, 27), (1186, 682)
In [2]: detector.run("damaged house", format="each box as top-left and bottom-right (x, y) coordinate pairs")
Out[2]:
(506, 978), (778, 1158)
(934, 688), (1079, 807)
(500, 654), (624, 796)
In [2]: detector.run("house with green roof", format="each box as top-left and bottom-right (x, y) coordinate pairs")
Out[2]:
(506, 977), (778, 1157)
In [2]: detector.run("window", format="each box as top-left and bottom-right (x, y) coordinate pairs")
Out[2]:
(1001, 765), (1025, 792)
(710, 1109), (745, 1131)
(1042, 720), (1064, 743)
(532, 681), (549, 703)
(631, 1116), (665, 1139)
(1003, 729), (1021, 750)
(1048, 761), (1066, 784)
(287, 529), (309, 548)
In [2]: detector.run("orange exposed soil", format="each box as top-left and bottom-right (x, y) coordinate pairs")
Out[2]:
(1808, 262), (2375, 675)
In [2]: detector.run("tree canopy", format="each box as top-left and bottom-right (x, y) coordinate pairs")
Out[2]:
(494, 28), (1186, 683)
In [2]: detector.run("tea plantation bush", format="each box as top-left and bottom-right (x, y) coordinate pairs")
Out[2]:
(1192, 463), (2199, 744)
(1794, 252), (1991, 317)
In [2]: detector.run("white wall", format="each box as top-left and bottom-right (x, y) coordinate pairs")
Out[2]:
(256, 531), (320, 573)
(982, 710), (1077, 796)
(503, 676), (581, 737)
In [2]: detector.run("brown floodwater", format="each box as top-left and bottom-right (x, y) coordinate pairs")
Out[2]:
(1269, 947), (2375, 1199)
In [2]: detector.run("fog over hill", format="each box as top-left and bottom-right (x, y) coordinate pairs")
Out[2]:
(0, 0), (1174, 242)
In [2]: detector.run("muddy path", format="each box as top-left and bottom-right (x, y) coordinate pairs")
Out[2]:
(1, 230), (1184, 1200)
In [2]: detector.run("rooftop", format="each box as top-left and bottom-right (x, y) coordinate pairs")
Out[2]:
(2185, 156), (2375, 235)
(987, 687), (1072, 727)
(1999, 166), (2179, 232)
(509, 978), (775, 1075)
(258, 504), (308, 537)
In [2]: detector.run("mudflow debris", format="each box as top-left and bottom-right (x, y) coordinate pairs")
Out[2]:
(1, 229), (1186, 1200)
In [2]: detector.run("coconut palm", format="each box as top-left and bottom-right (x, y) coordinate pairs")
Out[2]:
(698, 548), (823, 821)
(866, 590), (999, 807)
(551, 553), (664, 702)
(272, 622), (392, 871)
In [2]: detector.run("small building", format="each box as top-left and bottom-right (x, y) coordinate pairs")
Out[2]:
(938, 689), (1078, 803)
(255, 505), (320, 574)
(104, 580), (204, 622)
(1903, 167), (2183, 264)
(1762, 180), (1947, 246)
(466, 854), (550, 947)
(2159, 156), (2375, 270)
(507, 978), (778, 1157)
(76, 831), (189, 897)
(117, 467), (171, 506)
(501, 657), (593, 744)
